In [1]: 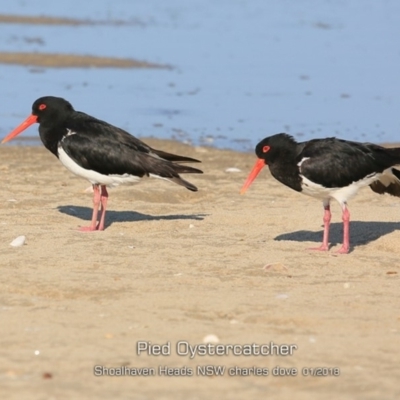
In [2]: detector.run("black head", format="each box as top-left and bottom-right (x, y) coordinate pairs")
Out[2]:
(32, 96), (75, 125)
(255, 133), (297, 162)
(240, 133), (297, 194)
(2, 96), (75, 144)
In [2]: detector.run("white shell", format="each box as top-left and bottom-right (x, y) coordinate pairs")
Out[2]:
(225, 167), (241, 173)
(203, 334), (220, 344)
(10, 236), (26, 247)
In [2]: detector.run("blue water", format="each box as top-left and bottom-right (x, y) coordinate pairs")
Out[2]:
(1, 0), (400, 151)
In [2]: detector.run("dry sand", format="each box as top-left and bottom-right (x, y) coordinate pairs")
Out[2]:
(0, 139), (399, 400)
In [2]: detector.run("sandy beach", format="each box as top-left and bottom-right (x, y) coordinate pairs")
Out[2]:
(0, 139), (399, 399)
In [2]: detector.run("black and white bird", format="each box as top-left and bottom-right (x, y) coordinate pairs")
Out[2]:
(2, 96), (203, 231)
(240, 133), (400, 253)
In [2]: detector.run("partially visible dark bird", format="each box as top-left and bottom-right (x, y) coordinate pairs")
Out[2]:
(241, 133), (400, 253)
(2, 96), (203, 231)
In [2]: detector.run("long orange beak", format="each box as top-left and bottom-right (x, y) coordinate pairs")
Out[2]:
(240, 159), (266, 194)
(1, 114), (38, 144)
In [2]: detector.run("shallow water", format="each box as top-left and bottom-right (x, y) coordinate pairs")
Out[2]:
(1, 0), (400, 151)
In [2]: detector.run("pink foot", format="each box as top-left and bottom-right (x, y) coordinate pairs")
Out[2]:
(336, 246), (349, 254)
(78, 226), (99, 232)
(308, 244), (329, 251)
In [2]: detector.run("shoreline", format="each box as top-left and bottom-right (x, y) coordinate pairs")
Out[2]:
(3, 134), (400, 153)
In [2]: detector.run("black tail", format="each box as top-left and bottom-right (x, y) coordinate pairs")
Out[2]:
(169, 163), (203, 192)
(173, 164), (203, 175)
(146, 150), (202, 191)
(153, 149), (201, 163)
(169, 176), (198, 191)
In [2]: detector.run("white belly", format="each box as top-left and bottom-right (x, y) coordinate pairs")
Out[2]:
(300, 172), (380, 205)
(58, 146), (142, 188)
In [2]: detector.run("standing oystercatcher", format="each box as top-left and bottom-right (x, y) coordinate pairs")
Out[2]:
(2, 96), (203, 231)
(241, 133), (400, 253)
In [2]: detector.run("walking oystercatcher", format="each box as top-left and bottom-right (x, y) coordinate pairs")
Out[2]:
(240, 133), (400, 253)
(2, 96), (203, 231)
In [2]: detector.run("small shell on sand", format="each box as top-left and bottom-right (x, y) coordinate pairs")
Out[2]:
(10, 236), (26, 247)
(263, 263), (288, 271)
(225, 167), (241, 173)
(203, 334), (220, 344)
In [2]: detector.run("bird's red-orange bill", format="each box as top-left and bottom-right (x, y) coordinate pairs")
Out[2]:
(1, 114), (38, 144)
(240, 159), (265, 194)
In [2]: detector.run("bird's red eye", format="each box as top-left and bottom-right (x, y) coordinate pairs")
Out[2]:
(262, 145), (270, 153)
(39, 104), (46, 110)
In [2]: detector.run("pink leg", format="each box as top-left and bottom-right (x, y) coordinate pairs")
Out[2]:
(309, 204), (331, 251)
(96, 185), (108, 231)
(79, 185), (101, 232)
(336, 206), (350, 254)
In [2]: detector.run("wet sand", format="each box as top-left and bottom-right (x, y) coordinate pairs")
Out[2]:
(0, 139), (399, 399)
(0, 52), (168, 69)
(0, 13), (143, 26)
(0, 14), (167, 69)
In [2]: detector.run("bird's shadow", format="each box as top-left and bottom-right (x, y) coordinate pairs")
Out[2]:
(275, 221), (400, 251)
(57, 205), (207, 228)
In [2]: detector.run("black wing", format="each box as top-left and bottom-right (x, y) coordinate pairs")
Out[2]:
(297, 138), (400, 188)
(70, 112), (201, 162)
(61, 113), (202, 188)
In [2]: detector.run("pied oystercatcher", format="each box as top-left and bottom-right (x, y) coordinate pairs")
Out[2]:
(240, 133), (400, 253)
(2, 96), (203, 231)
